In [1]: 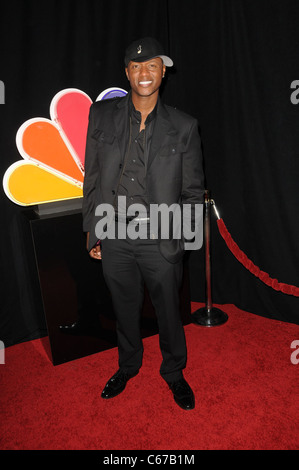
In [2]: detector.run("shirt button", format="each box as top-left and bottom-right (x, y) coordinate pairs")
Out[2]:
(132, 159), (136, 163)
(131, 178), (135, 181)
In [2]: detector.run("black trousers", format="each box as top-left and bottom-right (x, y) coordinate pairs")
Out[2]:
(101, 235), (187, 384)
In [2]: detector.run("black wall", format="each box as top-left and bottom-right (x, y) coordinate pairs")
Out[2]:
(1, 0), (299, 346)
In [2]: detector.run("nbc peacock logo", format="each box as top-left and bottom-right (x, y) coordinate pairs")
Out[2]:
(3, 87), (127, 206)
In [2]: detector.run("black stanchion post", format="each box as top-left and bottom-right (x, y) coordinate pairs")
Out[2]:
(191, 190), (228, 326)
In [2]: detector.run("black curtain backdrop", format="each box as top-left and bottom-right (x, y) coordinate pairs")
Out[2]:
(1, 0), (299, 346)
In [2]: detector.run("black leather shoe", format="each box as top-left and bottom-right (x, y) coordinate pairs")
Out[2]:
(168, 378), (195, 410)
(101, 369), (139, 399)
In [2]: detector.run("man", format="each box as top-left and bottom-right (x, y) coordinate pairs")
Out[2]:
(82, 37), (204, 410)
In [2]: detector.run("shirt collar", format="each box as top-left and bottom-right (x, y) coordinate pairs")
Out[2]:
(128, 92), (159, 125)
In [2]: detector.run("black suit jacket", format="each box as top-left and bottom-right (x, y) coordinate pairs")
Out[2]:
(82, 92), (205, 263)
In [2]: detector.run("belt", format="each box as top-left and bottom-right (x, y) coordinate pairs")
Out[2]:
(115, 214), (150, 224)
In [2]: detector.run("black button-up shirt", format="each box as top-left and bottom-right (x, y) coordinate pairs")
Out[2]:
(116, 97), (157, 217)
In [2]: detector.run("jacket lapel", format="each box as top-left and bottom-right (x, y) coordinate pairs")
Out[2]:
(147, 100), (178, 169)
(113, 93), (130, 162)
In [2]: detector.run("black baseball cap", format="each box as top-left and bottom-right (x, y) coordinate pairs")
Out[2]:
(124, 37), (173, 67)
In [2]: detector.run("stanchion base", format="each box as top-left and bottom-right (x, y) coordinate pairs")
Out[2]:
(191, 307), (228, 327)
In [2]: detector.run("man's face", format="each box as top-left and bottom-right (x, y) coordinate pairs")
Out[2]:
(125, 57), (166, 98)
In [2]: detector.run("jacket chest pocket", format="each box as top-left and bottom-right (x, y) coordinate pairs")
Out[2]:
(159, 142), (186, 157)
(92, 129), (116, 146)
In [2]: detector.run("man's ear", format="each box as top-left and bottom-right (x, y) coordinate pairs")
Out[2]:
(125, 67), (129, 80)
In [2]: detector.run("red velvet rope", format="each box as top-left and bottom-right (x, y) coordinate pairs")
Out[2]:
(216, 218), (299, 297)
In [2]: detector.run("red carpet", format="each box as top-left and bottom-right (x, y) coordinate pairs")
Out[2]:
(1, 303), (298, 450)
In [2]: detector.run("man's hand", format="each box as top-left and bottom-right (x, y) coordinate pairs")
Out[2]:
(86, 232), (102, 260)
